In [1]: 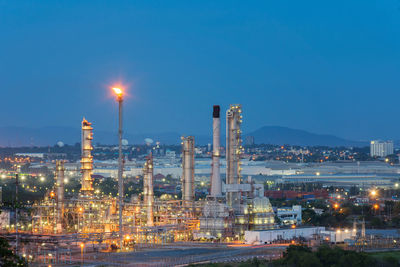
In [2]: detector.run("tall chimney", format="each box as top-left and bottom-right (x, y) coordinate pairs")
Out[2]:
(55, 160), (65, 233)
(210, 105), (222, 197)
(182, 136), (195, 203)
(143, 153), (154, 227)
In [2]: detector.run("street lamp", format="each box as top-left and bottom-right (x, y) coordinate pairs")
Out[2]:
(112, 87), (124, 249)
(370, 189), (378, 199)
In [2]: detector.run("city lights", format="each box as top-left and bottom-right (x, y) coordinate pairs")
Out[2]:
(370, 189), (377, 197)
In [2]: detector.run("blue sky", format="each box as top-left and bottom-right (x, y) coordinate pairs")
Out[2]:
(1, 0), (399, 140)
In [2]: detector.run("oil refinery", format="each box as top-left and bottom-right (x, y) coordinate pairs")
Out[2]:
(3, 102), (276, 264)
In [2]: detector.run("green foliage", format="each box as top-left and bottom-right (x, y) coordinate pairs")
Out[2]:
(0, 237), (27, 266)
(370, 251), (400, 266)
(272, 245), (379, 267)
(98, 177), (118, 196)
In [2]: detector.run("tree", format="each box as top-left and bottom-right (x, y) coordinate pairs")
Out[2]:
(272, 245), (377, 267)
(0, 237), (27, 266)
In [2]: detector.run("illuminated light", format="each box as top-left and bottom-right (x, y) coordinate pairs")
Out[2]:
(21, 176), (26, 180)
(112, 87), (123, 96)
(80, 243), (84, 248)
(291, 224), (296, 229)
(370, 190), (377, 197)
(334, 203), (339, 209)
(373, 204), (379, 210)
(316, 172), (320, 176)
(50, 192), (55, 198)
(40, 177), (45, 182)
(336, 229), (341, 233)
(395, 183), (399, 188)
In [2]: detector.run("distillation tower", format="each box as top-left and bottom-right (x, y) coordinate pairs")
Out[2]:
(143, 153), (154, 227)
(226, 104), (243, 210)
(55, 160), (65, 233)
(198, 104), (275, 240)
(81, 118), (94, 195)
(182, 136), (195, 206)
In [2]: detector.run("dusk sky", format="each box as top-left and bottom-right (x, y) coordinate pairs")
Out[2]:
(1, 1), (399, 141)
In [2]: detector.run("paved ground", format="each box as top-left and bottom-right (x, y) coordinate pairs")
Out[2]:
(32, 243), (287, 266)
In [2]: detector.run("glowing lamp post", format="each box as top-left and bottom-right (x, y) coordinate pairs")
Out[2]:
(370, 189), (377, 197)
(112, 87), (124, 249)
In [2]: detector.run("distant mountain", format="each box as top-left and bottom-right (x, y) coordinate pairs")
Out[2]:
(245, 126), (368, 147)
(0, 126), (184, 147)
(0, 125), (368, 147)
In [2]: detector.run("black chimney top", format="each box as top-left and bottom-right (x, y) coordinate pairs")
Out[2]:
(213, 105), (220, 118)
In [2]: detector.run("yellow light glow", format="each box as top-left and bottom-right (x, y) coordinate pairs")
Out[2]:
(112, 87), (123, 96)
(370, 190), (377, 196)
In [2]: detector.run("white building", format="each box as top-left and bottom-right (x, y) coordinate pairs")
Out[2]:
(245, 227), (325, 244)
(244, 227), (354, 245)
(370, 140), (394, 157)
(276, 205), (302, 225)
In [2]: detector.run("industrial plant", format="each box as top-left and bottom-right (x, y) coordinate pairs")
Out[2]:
(4, 102), (277, 263)
(2, 100), (399, 266)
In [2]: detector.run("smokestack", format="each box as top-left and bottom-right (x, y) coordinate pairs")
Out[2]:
(81, 118), (94, 195)
(210, 105), (222, 197)
(143, 153), (154, 227)
(182, 136), (195, 204)
(55, 160), (65, 233)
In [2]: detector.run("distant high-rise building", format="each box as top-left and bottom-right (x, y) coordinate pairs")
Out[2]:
(370, 140), (394, 157)
(245, 136), (255, 146)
